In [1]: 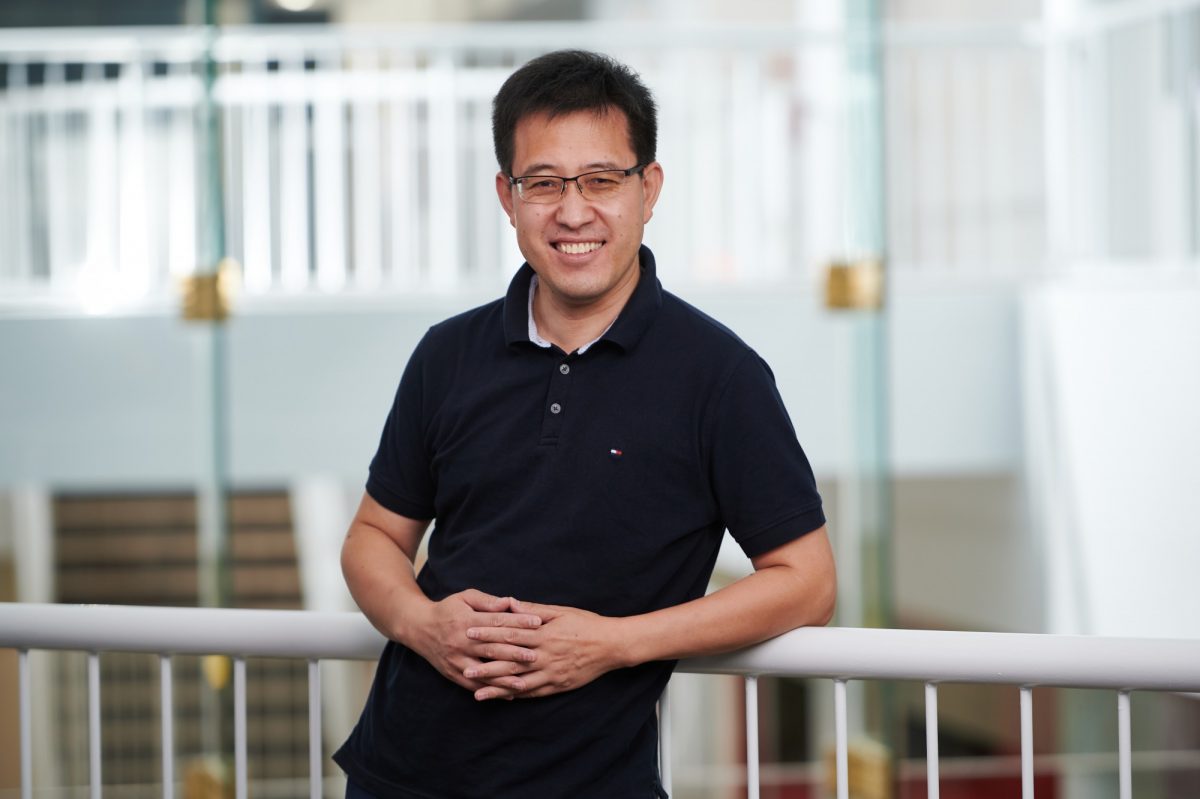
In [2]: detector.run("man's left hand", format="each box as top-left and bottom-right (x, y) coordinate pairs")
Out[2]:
(463, 601), (627, 701)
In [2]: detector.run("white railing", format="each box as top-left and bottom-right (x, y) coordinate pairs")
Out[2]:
(3, 603), (1200, 799)
(4, 6), (1200, 311)
(0, 21), (1049, 314)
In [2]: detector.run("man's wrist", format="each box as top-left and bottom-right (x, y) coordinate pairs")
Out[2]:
(610, 615), (646, 669)
(389, 592), (433, 647)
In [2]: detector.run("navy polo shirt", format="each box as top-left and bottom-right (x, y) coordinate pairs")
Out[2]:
(335, 246), (824, 799)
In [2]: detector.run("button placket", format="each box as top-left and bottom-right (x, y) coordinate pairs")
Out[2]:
(539, 355), (575, 444)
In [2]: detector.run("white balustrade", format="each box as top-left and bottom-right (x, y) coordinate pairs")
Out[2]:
(0, 19), (1067, 313)
(5, 603), (1199, 799)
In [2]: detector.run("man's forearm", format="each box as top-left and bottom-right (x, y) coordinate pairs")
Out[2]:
(615, 556), (835, 667)
(341, 520), (432, 645)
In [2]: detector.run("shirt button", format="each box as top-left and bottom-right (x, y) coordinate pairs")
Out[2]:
(550, 402), (562, 414)
(559, 364), (570, 375)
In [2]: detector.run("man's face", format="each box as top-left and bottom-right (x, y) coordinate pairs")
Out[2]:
(496, 109), (663, 310)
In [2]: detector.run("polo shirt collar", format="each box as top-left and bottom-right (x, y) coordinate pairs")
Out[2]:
(503, 244), (663, 353)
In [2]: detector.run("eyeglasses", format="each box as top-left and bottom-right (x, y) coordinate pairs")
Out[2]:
(508, 164), (647, 204)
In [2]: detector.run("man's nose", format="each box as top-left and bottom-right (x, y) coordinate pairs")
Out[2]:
(554, 181), (596, 227)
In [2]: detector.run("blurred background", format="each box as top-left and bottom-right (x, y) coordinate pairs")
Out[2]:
(1, 0), (1198, 797)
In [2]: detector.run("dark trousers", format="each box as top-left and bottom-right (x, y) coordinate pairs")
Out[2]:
(346, 780), (381, 799)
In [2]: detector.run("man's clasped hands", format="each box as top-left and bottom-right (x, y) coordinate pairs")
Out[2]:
(407, 588), (630, 702)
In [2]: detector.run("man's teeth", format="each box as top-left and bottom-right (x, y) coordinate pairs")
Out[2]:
(557, 241), (602, 255)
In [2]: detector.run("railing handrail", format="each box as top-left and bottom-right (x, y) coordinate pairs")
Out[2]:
(3, 602), (1199, 691)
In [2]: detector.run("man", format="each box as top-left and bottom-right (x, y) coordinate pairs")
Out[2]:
(334, 50), (835, 798)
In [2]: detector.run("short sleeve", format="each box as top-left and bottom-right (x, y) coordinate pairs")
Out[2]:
(709, 353), (825, 558)
(365, 334), (437, 520)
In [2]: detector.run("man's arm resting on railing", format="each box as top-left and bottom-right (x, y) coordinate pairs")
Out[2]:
(341, 491), (543, 695)
(464, 525), (837, 701)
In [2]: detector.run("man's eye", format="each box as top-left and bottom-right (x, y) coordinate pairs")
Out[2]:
(585, 175), (619, 190)
(528, 178), (560, 190)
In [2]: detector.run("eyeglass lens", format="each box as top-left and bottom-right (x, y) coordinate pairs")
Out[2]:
(516, 170), (633, 203)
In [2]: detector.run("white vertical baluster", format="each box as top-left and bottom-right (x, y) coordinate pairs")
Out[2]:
(0, 69), (11, 282)
(89, 652), (101, 798)
(234, 657), (247, 799)
(1041, 7), (1073, 273)
(314, 50), (347, 292)
(279, 54), (311, 291)
(9, 61), (34, 283)
(350, 49), (383, 290)
(925, 682), (939, 799)
(167, 62), (197, 283)
(19, 650), (31, 799)
(43, 62), (73, 286)
(117, 59), (151, 299)
(309, 660), (322, 799)
(658, 681), (672, 796)
(835, 679), (848, 799)
(241, 58), (274, 293)
(84, 61), (118, 295)
(730, 52), (761, 280)
(426, 50), (460, 289)
(469, 89), (501, 283)
(161, 655), (174, 799)
(1117, 691), (1132, 799)
(387, 49), (419, 287)
(745, 676), (760, 799)
(1020, 686), (1034, 799)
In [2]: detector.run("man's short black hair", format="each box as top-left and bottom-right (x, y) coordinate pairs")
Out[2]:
(492, 49), (657, 176)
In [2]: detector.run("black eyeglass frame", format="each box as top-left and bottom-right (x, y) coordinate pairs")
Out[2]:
(507, 163), (648, 202)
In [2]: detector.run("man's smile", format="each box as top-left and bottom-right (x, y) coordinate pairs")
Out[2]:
(554, 241), (605, 255)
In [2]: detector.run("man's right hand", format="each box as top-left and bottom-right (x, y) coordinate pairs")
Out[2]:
(407, 589), (543, 694)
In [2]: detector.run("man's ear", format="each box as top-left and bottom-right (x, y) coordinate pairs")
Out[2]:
(640, 162), (664, 224)
(496, 172), (517, 228)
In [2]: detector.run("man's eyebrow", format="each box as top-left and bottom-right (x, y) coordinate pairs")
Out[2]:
(518, 163), (558, 175)
(516, 161), (624, 175)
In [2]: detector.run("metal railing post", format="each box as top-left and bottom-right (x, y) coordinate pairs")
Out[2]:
(88, 652), (102, 799)
(309, 659), (323, 799)
(1020, 685), (1034, 799)
(835, 679), (849, 799)
(745, 676), (760, 799)
(234, 657), (247, 799)
(161, 655), (174, 799)
(925, 682), (939, 799)
(1117, 690), (1132, 799)
(19, 649), (32, 799)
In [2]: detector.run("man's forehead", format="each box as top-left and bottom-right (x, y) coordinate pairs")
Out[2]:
(511, 108), (634, 173)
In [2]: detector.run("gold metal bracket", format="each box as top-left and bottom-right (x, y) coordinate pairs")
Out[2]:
(181, 258), (239, 322)
(824, 256), (885, 311)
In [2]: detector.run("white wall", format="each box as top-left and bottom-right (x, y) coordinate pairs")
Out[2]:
(1023, 280), (1200, 639)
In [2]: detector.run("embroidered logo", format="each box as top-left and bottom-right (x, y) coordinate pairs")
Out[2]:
(609, 449), (623, 458)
